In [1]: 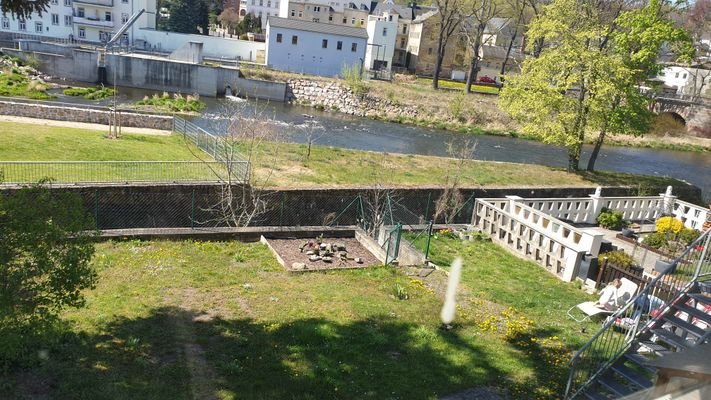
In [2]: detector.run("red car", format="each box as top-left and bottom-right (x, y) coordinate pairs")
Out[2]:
(478, 76), (497, 84)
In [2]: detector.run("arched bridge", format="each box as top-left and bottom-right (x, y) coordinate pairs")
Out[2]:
(652, 96), (711, 138)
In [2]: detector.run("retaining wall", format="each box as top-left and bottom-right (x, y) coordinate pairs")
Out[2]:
(0, 100), (173, 130)
(0, 184), (702, 230)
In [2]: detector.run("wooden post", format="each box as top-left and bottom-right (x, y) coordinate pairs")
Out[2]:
(596, 257), (608, 289)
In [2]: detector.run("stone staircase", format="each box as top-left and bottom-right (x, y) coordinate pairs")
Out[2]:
(580, 291), (711, 399)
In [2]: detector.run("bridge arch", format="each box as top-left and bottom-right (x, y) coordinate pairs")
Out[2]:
(658, 111), (686, 125)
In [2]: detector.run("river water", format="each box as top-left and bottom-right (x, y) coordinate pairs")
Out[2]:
(48, 86), (711, 202)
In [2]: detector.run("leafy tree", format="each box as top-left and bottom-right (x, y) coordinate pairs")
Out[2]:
(218, 7), (241, 34)
(499, 0), (692, 172)
(0, 0), (49, 20)
(461, 0), (501, 92)
(431, 0), (472, 89)
(0, 183), (97, 365)
(168, 0), (209, 34)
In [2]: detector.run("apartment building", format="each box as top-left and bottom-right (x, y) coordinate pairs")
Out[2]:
(278, 1), (373, 27)
(239, 0), (281, 27)
(0, 0), (156, 44)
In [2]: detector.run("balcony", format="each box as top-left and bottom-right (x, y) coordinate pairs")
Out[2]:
(73, 0), (114, 7)
(73, 16), (114, 28)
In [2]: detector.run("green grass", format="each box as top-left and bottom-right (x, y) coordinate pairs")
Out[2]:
(63, 86), (116, 100)
(415, 78), (500, 94)
(2, 239), (596, 399)
(0, 68), (53, 99)
(135, 93), (206, 113)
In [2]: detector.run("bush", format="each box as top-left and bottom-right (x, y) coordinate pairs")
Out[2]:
(596, 208), (625, 230)
(656, 216), (683, 234)
(341, 62), (368, 96)
(642, 232), (667, 249)
(601, 250), (634, 269)
(679, 228), (701, 246)
(63, 86), (116, 100)
(135, 92), (205, 113)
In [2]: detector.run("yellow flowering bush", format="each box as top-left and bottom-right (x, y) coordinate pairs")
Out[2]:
(656, 216), (683, 234)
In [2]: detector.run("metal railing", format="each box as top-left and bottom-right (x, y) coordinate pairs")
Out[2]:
(564, 228), (711, 399)
(0, 161), (234, 184)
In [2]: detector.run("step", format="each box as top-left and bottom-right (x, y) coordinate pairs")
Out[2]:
(664, 314), (708, 338)
(583, 388), (610, 400)
(623, 352), (657, 373)
(599, 375), (635, 397)
(650, 328), (690, 351)
(688, 292), (711, 306)
(673, 303), (711, 324)
(610, 362), (654, 389)
(634, 341), (673, 357)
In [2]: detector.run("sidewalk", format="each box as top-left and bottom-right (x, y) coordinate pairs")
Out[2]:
(0, 115), (172, 136)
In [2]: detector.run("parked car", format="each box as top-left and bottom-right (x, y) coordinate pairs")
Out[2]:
(478, 76), (497, 84)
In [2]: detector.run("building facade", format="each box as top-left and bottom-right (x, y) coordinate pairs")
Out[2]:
(364, 14), (395, 72)
(265, 16), (367, 76)
(0, 0), (156, 44)
(239, 0), (281, 27)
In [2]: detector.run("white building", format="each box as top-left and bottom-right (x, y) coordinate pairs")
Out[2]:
(364, 14), (395, 72)
(0, 0), (156, 44)
(239, 0), (281, 27)
(657, 64), (711, 97)
(265, 16), (367, 77)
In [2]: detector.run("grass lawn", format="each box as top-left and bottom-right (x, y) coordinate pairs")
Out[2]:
(3, 238), (597, 399)
(414, 78), (501, 94)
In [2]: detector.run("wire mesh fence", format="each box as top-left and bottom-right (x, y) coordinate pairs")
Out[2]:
(0, 161), (232, 184)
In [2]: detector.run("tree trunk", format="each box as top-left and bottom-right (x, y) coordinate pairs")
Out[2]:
(465, 30), (483, 93)
(586, 130), (605, 171)
(500, 7), (524, 75)
(433, 34), (446, 90)
(532, 37), (545, 58)
(568, 150), (580, 173)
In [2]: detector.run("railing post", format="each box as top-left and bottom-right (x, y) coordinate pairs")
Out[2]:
(589, 186), (604, 224)
(661, 186), (676, 215)
(191, 188), (195, 230)
(424, 220), (433, 261)
(692, 231), (711, 280)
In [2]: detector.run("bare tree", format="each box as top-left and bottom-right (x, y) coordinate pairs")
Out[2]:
(300, 116), (325, 162)
(462, 0), (502, 92)
(434, 139), (477, 223)
(499, 0), (529, 75)
(432, 0), (473, 89)
(185, 101), (282, 227)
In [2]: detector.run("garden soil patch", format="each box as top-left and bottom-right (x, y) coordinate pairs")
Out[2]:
(265, 237), (380, 272)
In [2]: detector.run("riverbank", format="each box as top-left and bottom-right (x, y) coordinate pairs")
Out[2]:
(0, 122), (696, 197)
(242, 67), (710, 153)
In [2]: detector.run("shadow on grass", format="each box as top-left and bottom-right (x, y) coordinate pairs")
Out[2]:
(574, 170), (690, 192)
(6, 307), (508, 400)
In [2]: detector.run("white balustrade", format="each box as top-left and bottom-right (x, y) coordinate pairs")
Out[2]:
(600, 196), (665, 221)
(521, 198), (595, 223)
(672, 200), (710, 230)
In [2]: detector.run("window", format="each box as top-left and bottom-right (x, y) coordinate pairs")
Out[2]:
(329, 15), (332, 21)
(298, 11), (302, 17)
(1, 18), (8, 29)
(122, 0), (128, 3)
(251, 0), (255, 5)
(105, 12), (111, 22)
(388, 15), (392, 21)
(683, 73), (688, 79)
(402, 25), (406, 34)
(267, 0), (271, 6)
(351, 42), (357, 52)
(78, 27), (85, 38)
(77, 7), (85, 18)
(312, 18), (319, 22)
(400, 38), (405, 48)
(266, 12), (270, 16)
(322, 39), (328, 48)
(292, 35), (298, 45)
(360, 18), (364, 25)
(35, 21), (43, 32)
(275, 1), (279, 8)
(351, 18), (355, 24)
(336, 40), (342, 50)
(258, 11), (262, 18)
(64, 15), (72, 26)
(276, 33), (282, 43)
(51, 0), (58, 4)
(314, 6), (320, 12)
(382, 27), (387, 36)
(675, 72), (679, 78)
(342, 17), (346, 23)
(259, 0), (263, 6)
(427, 47), (432, 55)
(291, 10), (295, 17)
(122, 13), (128, 24)
(64, 0), (71, 5)
(19, 20), (26, 31)
(51, 13), (59, 25)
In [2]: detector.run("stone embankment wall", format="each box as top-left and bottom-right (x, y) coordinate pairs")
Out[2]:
(0, 100), (173, 130)
(286, 79), (418, 118)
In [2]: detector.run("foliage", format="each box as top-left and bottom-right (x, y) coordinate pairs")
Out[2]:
(0, 183), (97, 367)
(135, 92), (205, 112)
(63, 86), (116, 100)
(393, 281), (409, 300)
(679, 228), (701, 246)
(596, 208), (625, 230)
(642, 232), (667, 249)
(167, 0), (209, 34)
(0, 0), (49, 19)
(656, 216), (684, 234)
(499, 0), (693, 172)
(340, 63), (368, 96)
(0, 67), (52, 99)
(448, 91), (466, 121)
(600, 250), (634, 269)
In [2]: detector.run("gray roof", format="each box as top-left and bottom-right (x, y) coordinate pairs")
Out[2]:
(267, 17), (368, 39)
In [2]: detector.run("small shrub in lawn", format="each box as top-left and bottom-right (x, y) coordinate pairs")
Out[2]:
(601, 250), (634, 269)
(393, 282), (409, 300)
(656, 216), (683, 234)
(642, 232), (667, 249)
(596, 208), (625, 230)
(63, 86), (116, 100)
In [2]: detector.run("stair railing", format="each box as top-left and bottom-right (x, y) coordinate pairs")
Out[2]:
(564, 228), (711, 399)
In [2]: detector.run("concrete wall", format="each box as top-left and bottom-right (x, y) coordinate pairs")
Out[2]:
(232, 77), (287, 101)
(105, 53), (242, 97)
(0, 184), (701, 231)
(0, 100), (173, 130)
(2, 46), (99, 83)
(133, 28), (265, 62)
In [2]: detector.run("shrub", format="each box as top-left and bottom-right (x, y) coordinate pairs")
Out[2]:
(601, 250), (634, 269)
(642, 232), (666, 249)
(679, 228), (701, 246)
(341, 62), (368, 96)
(656, 216), (683, 234)
(596, 208), (625, 230)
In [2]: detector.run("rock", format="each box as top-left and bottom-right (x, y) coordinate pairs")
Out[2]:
(322, 256), (333, 263)
(305, 250), (315, 255)
(292, 262), (306, 271)
(355, 257), (363, 264)
(309, 255), (321, 262)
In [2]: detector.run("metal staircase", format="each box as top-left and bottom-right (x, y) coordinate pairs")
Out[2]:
(564, 228), (711, 399)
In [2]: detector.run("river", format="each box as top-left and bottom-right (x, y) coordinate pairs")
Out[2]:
(48, 85), (711, 202)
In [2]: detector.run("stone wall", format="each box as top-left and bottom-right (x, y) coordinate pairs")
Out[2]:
(286, 78), (418, 118)
(0, 100), (173, 130)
